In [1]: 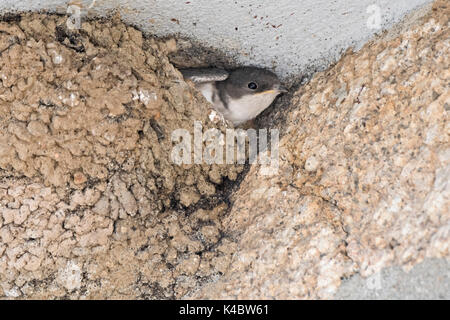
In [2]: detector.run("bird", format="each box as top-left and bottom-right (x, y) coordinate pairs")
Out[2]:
(180, 67), (288, 126)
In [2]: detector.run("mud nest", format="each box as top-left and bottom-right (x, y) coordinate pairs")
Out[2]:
(0, 13), (243, 299)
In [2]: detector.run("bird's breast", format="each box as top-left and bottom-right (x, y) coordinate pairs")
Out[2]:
(226, 92), (279, 125)
(196, 82), (228, 114)
(196, 82), (215, 104)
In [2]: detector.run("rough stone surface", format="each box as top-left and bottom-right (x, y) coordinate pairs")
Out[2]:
(188, 1), (449, 299)
(0, 13), (241, 299)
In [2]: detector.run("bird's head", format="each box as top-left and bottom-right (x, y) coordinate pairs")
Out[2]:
(225, 67), (288, 99)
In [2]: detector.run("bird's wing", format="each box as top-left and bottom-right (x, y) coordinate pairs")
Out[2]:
(180, 68), (229, 83)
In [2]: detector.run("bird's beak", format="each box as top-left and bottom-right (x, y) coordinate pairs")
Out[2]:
(255, 85), (288, 96)
(274, 84), (288, 93)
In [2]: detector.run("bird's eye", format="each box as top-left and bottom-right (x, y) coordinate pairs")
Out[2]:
(248, 82), (258, 90)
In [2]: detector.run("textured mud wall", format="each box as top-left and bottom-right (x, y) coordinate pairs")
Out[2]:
(189, 1), (449, 299)
(0, 14), (242, 299)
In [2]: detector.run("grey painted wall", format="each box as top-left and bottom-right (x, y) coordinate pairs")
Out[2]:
(335, 258), (450, 300)
(0, 0), (434, 80)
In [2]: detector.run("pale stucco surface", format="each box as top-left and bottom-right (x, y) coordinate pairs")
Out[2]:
(0, 0), (434, 80)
